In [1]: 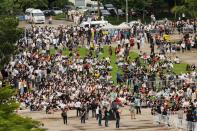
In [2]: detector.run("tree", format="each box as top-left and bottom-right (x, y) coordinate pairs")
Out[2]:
(0, 0), (48, 15)
(172, 0), (197, 18)
(0, 17), (23, 69)
(0, 86), (45, 131)
(50, 0), (72, 8)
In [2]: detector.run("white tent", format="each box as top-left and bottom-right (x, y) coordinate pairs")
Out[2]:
(101, 23), (117, 29)
(117, 22), (131, 29)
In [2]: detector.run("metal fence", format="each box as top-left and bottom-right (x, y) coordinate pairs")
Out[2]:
(153, 114), (197, 131)
(127, 78), (196, 91)
(147, 27), (195, 35)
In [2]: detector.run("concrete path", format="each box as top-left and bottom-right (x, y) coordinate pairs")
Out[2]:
(19, 107), (177, 131)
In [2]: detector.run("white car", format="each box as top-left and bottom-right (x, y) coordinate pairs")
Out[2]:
(29, 9), (45, 24)
(52, 7), (63, 15)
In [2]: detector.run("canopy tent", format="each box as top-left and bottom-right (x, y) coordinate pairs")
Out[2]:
(101, 23), (117, 29)
(117, 22), (131, 29)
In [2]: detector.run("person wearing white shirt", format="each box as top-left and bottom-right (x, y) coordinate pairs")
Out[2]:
(75, 101), (81, 117)
(96, 106), (100, 120)
(181, 42), (186, 52)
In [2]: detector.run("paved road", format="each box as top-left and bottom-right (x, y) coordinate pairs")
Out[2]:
(18, 19), (75, 28)
(19, 107), (177, 131)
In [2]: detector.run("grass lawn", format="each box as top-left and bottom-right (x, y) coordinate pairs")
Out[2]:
(50, 46), (194, 83)
(173, 63), (188, 74)
(50, 46), (139, 83)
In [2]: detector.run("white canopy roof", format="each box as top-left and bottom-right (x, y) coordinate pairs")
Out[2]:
(117, 22), (131, 29)
(101, 23), (117, 29)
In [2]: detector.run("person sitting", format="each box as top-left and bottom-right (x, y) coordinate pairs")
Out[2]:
(174, 56), (180, 64)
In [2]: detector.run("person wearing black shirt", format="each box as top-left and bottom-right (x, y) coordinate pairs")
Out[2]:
(115, 109), (120, 128)
(91, 101), (97, 118)
(104, 108), (109, 127)
(186, 110), (193, 131)
(81, 107), (86, 124)
(98, 108), (102, 126)
(61, 108), (68, 125)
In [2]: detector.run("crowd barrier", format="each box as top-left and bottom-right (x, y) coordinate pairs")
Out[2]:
(145, 27), (195, 35)
(153, 114), (197, 131)
(127, 78), (196, 91)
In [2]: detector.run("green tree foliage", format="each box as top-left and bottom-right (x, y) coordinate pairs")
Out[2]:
(0, 17), (23, 69)
(101, 0), (167, 11)
(0, 86), (45, 131)
(50, 0), (73, 8)
(172, 0), (197, 18)
(0, 0), (48, 15)
(0, 17), (21, 43)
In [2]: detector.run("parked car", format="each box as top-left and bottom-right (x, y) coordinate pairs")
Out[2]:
(104, 4), (124, 16)
(100, 9), (111, 17)
(51, 7), (63, 15)
(86, 3), (104, 10)
(92, 3), (104, 10)
(27, 9), (45, 24)
(108, 9), (116, 16)
(43, 10), (53, 16)
(104, 4), (115, 10)
(63, 5), (75, 12)
(25, 8), (34, 21)
(117, 9), (125, 16)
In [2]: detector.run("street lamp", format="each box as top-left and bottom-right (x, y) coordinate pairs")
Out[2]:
(126, 0), (128, 23)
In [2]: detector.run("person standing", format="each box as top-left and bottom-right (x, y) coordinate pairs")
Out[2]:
(61, 108), (68, 125)
(81, 107), (86, 124)
(135, 96), (141, 115)
(98, 107), (102, 126)
(75, 100), (81, 117)
(108, 46), (113, 56)
(129, 35), (135, 49)
(181, 40), (186, 53)
(104, 107), (109, 127)
(115, 109), (121, 128)
(136, 37), (141, 50)
(91, 101), (97, 118)
(96, 106), (99, 120)
(129, 102), (136, 119)
(186, 109), (194, 131)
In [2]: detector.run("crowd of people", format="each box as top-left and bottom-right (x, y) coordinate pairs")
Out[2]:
(0, 18), (196, 129)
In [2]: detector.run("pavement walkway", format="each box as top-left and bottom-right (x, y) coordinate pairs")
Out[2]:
(19, 107), (178, 131)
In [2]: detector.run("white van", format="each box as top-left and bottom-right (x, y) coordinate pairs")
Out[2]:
(28, 9), (45, 24)
(25, 8), (34, 21)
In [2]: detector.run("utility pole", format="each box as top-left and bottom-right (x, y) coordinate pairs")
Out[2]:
(174, 0), (177, 19)
(97, 0), (101, 20)
(126, 0), (128, 23)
